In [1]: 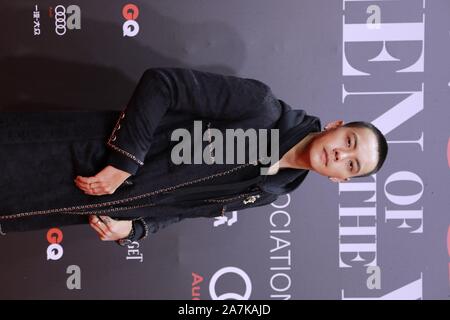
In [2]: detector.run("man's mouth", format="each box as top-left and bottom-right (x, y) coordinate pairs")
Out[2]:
(322, 148), (328, 166)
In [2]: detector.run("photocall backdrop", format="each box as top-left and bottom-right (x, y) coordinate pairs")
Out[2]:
(0, 0), (449, 300)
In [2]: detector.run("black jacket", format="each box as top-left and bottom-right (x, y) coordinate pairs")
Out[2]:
(0, 67), (321, 242)
(103, 67), (322, 240)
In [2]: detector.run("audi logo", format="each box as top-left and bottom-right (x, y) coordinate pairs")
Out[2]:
(54, 5), (66, 36)
(53, 4), (81, 36)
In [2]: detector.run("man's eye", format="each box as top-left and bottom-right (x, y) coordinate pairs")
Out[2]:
(349, 160), (353, 171)
(347, 137), (351, 147)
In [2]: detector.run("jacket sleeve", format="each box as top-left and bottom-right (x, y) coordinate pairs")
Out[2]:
(105, 67), (275, 175)
(127, 192), (280, 242)
(125, 199), (226, 241)
(130, 216), (183, 241)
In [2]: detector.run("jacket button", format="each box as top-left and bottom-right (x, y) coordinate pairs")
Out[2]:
(120, 113), (125, 119)
(117, 124), (121, 130)
(243, 194), (260, 204)
(111, 135), (117, 142)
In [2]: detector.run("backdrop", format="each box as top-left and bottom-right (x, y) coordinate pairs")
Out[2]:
(0, 0), (449, 300)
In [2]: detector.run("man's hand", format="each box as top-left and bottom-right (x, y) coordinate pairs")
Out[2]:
(89, 215), (133, 241)
(74, 165), (132, 196)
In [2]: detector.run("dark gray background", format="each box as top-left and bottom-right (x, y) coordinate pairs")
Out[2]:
(0, 0), (448, 299)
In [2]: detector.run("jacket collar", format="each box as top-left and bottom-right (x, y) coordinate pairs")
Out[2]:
(259, 99), (322, 195)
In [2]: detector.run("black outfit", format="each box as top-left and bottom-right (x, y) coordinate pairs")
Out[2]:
(0, 67), (321, 242)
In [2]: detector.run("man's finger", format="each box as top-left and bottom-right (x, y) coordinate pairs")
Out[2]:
(74, 178), (93, 191)
(89, 220), (107, 238)
(90, 214), (104, 227)
(74, 177), (90, 187)
(75, 177), (100, 189)
(99, 215), (114, 227)
(97, 216), (112, 230)
(75, 175), (114, 196)
(86, 186), (99, 195)
(75, 180), (105, 196)
(77, 176), (100, 184)
(74, 181), (90, 193)
(90, 216), (109, 235)
(88, 188), (108, 196)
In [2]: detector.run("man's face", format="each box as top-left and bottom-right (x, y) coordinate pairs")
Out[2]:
(307, 121), (379, 182)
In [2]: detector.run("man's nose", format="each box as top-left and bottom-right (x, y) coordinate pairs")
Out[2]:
(333, 148), (352, 161)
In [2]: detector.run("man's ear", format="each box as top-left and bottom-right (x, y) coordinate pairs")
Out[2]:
(324, 120), (344, 131)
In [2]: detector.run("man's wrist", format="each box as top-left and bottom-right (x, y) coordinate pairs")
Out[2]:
(116, 221), (135, 246)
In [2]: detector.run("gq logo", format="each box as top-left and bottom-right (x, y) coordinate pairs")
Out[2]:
(46, 228), (82, 290)
(50, 4), (81, 36)
(122, 3), (140, 37)
(46, 227), (64, 260)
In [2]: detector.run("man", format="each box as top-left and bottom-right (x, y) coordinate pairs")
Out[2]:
(73, 67), (388, 246)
